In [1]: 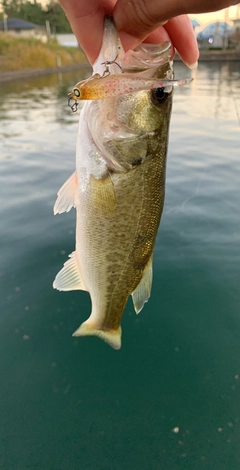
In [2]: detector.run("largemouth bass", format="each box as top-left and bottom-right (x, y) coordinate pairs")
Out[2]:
(53, 17), (182, 349)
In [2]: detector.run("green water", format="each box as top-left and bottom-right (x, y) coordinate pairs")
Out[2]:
(0, 63), (240, 470)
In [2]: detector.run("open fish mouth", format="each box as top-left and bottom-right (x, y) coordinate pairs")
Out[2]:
(67, 33), (193, 108)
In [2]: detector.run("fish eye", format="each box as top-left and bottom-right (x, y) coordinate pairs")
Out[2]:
(73, 88), (81, 98)
(151, 87), (169, 106)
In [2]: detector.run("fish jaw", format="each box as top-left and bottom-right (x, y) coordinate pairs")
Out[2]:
(70, 28), (191, 102)
(92, 16), (124, 76)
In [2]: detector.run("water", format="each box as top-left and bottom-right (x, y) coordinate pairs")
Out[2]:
(0, 62), (240, 470)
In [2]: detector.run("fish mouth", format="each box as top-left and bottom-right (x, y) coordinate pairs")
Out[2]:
(121, 42), (172, 73)
(68, 93), (78, 113)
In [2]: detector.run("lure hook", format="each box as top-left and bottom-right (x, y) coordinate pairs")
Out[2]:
(68, 93), (78, 113)
(101, 54), (122, 77)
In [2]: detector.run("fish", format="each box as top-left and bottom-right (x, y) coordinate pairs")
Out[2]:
(53, 16), (189, 350)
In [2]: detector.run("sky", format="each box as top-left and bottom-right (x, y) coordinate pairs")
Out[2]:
(190, 6), (240, 26)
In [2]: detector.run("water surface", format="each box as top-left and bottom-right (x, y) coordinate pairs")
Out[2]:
(0, 63), (240, 470)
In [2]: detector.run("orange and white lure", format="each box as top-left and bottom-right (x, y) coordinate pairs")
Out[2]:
(70, 72), (192, 102)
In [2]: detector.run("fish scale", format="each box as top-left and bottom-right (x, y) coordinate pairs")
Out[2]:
(53, 17), (173, 349)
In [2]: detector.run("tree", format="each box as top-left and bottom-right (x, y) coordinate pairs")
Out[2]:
(45, 1), (71, 34)
(1, 0), (23, 18)
(0, 0), (72, 32)
(1, 0), (45, 25)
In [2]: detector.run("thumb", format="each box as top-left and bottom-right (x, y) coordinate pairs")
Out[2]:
(113, 0), (183, 50)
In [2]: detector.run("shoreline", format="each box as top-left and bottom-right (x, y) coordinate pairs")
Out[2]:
(175, 49), (240, 62)
(0, 50), (239, 83)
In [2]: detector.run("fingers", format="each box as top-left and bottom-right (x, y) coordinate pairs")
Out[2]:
(113, 0), (239, 51)
(115, 14), (199, 68)
(164, 16), (199, 67)
(145, 17), (199, 68)
(58, 0), (199, 68)
(114, 0), (239, 41)
(113, 0), (183, 44)
(59, 0), (237, 65)
(59, 0), (116, 64)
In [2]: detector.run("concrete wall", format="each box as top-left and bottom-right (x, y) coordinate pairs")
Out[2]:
(55, 34), (79, 48)
(4, 29), (47, 43)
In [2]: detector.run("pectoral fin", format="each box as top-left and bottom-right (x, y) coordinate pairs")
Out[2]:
(90, 174), (116, 215)
(53, 251), (87, 291)
(132, 255), (153, 314)
(73, 320), (122, 350)
(54, 171), (78, 215)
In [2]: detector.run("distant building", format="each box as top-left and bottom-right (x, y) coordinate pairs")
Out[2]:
(197, 21), (232, 49)
(190, 18), (201, 37)
(55, 34), (79, 48)
(0, 17), (47, 42)
(230, 18), (240, 49)
(232, 18), (240, 33)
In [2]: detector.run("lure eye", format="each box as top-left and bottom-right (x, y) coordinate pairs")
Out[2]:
(151, 87), (169, 105)
(73, 88), (81, 98)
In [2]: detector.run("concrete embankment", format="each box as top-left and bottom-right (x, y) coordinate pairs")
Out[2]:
(175, 50), (240, 62)
(0, 50), (239, 83)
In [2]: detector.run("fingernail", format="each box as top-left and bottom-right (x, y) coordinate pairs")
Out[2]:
(186, 61), (198, 70)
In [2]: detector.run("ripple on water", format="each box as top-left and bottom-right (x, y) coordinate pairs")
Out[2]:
(0, 64), (240, 470)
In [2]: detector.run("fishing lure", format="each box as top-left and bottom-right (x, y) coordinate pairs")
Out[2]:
(67, 57), (192, 112)
(70, 73), (192, 102)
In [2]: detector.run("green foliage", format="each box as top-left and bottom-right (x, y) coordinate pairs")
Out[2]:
(0, 32), (10, 53)
(0, 32), (86, 71)
(45, 2), (72, 34)
(0, 0), (71, 33)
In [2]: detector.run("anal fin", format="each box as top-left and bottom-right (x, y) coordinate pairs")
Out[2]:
(54, 171), (77, 215)
(53, 251), (87, 291)
(132, 255), (153, 314)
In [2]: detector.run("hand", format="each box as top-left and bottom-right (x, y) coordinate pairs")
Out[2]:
(59, 0), (238, 67)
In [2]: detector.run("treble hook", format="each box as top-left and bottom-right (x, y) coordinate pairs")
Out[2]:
(68, 93), (78, 113)
(101, 54), (122, 77)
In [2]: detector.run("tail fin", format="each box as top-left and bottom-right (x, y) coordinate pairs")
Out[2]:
(73, 320), (122, 350)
